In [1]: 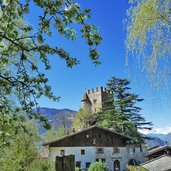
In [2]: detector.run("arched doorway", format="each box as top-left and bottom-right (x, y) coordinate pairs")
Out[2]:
(114, 160), (120, 171)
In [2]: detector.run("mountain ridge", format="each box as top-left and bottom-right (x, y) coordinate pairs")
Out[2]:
(38, 107), (77, 134)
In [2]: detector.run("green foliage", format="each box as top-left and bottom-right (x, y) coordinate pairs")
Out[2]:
(75, 167), (84, 171)
(126, 0), (171, 84)
(0, 120), (54, 171)
(0, 0), (102, 145)
(127, 165), (149, 171)
(27, 159), (55, 171)
(97, 77), (152, 143)
(73, 108), (97, 131)
(88, 161), (108, 171)
(43, 126), (67, 142)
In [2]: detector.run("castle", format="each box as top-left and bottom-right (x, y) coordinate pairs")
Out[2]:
(81, 86), (112, 113)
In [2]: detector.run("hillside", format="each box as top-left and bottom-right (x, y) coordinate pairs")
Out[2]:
(38, 107), (77, 133)
(145, 137), (166, 149)
(147, 133), (171, 143)
(146, 133), (171, 149)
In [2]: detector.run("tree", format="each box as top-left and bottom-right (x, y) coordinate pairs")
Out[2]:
(0, 0), (102, 144)
(43, 126), (67, 142)
(0, 120), (54, 171)
(126, 0), (171, 85)
(88, 160), (108, 171)
(97, 77), (152, 143)
(72, 108), (97, 131)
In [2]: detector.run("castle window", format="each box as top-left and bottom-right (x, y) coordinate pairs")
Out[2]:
(81, 149), (85, 155)
(88, 90), (90, 94)
(113, 147), (120, 154)
(96, 87), (98, 92)
(93, 99), (97, 104)
(96, 147), (104, 154)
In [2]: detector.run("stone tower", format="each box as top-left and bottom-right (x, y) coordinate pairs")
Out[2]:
(81, 86), (112, 113)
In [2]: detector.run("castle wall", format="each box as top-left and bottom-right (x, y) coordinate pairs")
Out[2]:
(81, 87), (112, 113)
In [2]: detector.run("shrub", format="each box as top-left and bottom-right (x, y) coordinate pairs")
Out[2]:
(88, 161), (108, 171)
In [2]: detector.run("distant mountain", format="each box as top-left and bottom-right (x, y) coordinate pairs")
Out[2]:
(145, 137), (166, 149)
(37, 107), (77, 134)
(147, 133), (171, 143)
(147, 133), (166, 140)
(146, 133), (171, 149)
(165, 133), (171, 143)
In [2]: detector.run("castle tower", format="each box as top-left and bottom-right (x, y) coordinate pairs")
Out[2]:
(81, 86), (112, 113)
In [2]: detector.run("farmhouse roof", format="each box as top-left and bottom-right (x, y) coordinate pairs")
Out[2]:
(43, 125), (133, 147)
(148, 145), (171, 156)
(141, 155), (171, 170)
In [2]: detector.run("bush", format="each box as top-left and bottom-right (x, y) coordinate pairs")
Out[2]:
(28, 158), (55, 171)
(88, 161), (108, 171)
(75, 167), (84, 171)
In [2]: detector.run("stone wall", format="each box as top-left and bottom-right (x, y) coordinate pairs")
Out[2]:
(81, 87), (112, 113)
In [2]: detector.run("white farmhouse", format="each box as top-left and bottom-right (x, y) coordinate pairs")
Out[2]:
(43, 125), (147, 171)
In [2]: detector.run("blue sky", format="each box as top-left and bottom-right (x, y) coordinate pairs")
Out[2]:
(28, 0), (171, 131)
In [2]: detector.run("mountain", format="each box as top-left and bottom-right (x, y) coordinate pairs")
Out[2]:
(146, 133), (171, 149)
(145, 137), (166, 149)
(164, 133), (171, 143)
(147, 133), (171, 143)
(147, 133), (166, 140)
(37, 107), (77, 134)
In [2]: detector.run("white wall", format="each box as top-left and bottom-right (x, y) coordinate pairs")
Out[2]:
(49, 147), (96, 169)
(49, 146), (147, 171)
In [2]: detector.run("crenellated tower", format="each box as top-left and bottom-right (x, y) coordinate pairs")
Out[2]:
(81, 86), (112, 113)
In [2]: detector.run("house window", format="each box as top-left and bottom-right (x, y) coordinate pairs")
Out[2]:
(101, 158), (106, 162)
(133, 147), (135, 153)
(76, 161), (81, 168)
(96, 158), (105, 162)
(86, 162), (91, 169)
(60, 150), (65, 156)
(81, 149), (85, 155)
(93, 99), (97, 104)
(96, 147), (104, 154)
(96, 158), (99, 162)
(113, 147), (120, 154)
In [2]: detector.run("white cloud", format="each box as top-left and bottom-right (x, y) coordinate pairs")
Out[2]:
(139, 127), (171, 135)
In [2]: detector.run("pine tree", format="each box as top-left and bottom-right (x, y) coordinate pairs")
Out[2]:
(97, 77), (152, 143)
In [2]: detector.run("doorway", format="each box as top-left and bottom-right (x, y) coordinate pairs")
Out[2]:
(114, 160), (120, 171)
